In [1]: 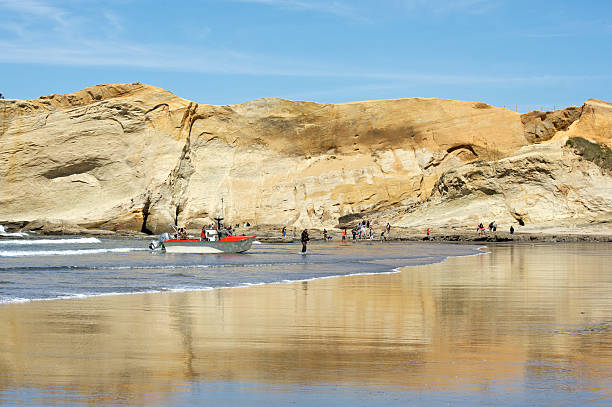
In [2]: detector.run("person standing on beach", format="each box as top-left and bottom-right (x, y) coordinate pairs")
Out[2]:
(426, 228), (430, 239)
(323, 229), (328, 241)
(510, 225), (515, 234)
(342, 229), (346, 242)
(478, 223), (485, 235)
(282, 226), (286, 238)
(301, 229), (310, 253)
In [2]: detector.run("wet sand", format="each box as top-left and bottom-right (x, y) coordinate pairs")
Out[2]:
(1, 243), (611, 406)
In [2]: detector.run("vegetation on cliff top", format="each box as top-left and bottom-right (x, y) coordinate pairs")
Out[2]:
(566, 137), (612, 171)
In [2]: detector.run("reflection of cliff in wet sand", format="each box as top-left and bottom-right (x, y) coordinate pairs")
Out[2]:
(0, 244), (610, 405)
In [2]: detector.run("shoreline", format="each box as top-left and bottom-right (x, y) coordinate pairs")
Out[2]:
(2, 224), (611, 243)
(0, 241), (489, 307)
(255, 232), (612, 243)
(3, 237), (608, 307)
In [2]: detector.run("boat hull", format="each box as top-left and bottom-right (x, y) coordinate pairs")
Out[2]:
(162, 236), (256, 254)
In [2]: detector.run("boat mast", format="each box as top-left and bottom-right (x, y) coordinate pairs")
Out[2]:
(214, 197), (224, 230)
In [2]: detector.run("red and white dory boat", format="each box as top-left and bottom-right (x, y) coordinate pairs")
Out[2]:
(149, 220), (256, 254)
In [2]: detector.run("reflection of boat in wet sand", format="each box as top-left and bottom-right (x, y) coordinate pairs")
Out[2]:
(149, 217), (256, 254)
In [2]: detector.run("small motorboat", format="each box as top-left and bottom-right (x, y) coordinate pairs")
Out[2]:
(149, 219), (256, 254)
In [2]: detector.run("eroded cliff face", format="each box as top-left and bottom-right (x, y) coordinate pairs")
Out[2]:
(0, 83), (610, 233)
(393, 141), (612, 230)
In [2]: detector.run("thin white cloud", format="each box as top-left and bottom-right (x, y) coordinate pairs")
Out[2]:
(2, 35), (606, 88)
(0, 20), (28, 38)
(230, 0), (368, 21)
(0, 0), (607, 90)
(522, 33), (572, 38)
(398, 0), (501, 15)
(516, 18), (610, 39)
(0, 0), (71, 26)
(234, 0), (500, 19)
(233, 0), (352, 14)
(103, 11), (123, 33)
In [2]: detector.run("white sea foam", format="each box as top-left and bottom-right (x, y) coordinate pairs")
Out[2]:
(0, 237), (101, 245)
(0, 287), (219, 304)
(0, 247), (146, 257)
(105, 264), (212, 271)
(0, 297), (32, 304)
(0, 225), (28, 237)
(166, 287), (215, 293)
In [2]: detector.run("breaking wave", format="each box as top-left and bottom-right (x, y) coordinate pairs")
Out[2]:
(0, 247), (146, 257)
(0, 225), (28, 237)
(0, 237), (101, 245)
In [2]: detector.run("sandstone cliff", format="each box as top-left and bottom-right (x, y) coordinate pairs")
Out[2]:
(1, 83), (610, 234)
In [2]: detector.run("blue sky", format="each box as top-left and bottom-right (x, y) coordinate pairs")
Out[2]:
(0, 0), (610, 111)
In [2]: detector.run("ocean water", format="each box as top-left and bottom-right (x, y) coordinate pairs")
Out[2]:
(0, 236), (483, 304)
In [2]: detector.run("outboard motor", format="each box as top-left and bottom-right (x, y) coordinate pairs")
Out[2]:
(149, 232), (170, 251)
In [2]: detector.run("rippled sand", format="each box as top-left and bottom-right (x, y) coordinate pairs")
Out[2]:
(1, 243), (610, 406)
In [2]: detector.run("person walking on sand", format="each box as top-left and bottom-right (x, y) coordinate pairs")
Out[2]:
(323, 229), (328, 241)
(510, 225), (514, 234)
(427, 228), (430, 239)
(282, 226), (286, 238)
(301, 229), (310, 253)
(342, 229), (346, 242)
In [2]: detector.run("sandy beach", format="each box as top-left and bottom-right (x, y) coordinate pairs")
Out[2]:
(1, 243), (610, 406)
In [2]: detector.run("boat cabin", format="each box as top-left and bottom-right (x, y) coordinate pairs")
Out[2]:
(204, 228), (219, 241)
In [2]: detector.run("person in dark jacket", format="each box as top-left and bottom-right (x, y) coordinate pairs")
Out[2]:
(301, 229), (310, 253)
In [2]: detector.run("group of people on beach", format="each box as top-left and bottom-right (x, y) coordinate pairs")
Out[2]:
(285, 221), (392, 251)
(476, 221), (515, 235)
(281, 226), (297, 239)
(297, 221), (389, 254)
(346, 220), (391, 241)
(476, 221), (497, 234)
